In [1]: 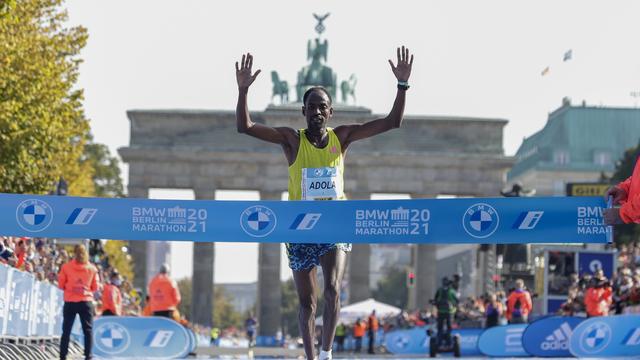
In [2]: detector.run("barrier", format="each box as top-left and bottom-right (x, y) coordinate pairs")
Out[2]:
(4, 193), (608, 244)
(521, 316), (584, 357)
(0, 263), (64, 338)
(383, 326), (483, 356)
(478, 324), (530, 357)
(569, 314), (640, 357)
(92, 316), (191, 359)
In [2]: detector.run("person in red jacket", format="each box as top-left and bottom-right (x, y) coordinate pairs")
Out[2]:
(148, 263), (181, 318)
(506, 279), (532, 324)
(101, 271), (122, 316)
(605, 157), (640, 224)
(585, 278), (613, 317)
(58, 244), (100, 360)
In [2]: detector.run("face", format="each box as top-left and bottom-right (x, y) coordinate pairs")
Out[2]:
(302, 90), (332, 132)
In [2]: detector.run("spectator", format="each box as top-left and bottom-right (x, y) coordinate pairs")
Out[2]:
(335, 322), (346, 352)
(506, 279), (532, 324)
(245, 312), (258, 348)
(101, 271), (122, 316)
(484, 293), (503, 328)
(433, 277), (458, 341)
(352, 318), (365, 353)
(367, 310), (379, 354)
(148, 263), (181, 319)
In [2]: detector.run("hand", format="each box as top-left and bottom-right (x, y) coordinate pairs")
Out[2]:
(388, 46), (414, 82)
(235, 53), (261, 90)
(605, 186), (627, 205)
(603, 208), (624, 225)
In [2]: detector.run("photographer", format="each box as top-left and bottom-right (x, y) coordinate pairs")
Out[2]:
(585, 276), (613, 317)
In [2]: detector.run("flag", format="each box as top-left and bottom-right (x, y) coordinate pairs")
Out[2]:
(563, 49), (572, 62)
(541, 66), (550, 76)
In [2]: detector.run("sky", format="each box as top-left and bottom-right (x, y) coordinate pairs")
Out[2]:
(64, 0), (640, 282)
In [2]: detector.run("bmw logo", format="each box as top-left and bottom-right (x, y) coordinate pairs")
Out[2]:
(462, 203), (499, 239)
(94, 322), (130, 354)
(578, 322), (611, 354)
(240, 205), (277, 237)
(16, 199), (53, 232)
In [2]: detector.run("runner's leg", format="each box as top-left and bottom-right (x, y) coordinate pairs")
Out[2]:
(319, 248), (346, 352)
(293, 267), (319, 359)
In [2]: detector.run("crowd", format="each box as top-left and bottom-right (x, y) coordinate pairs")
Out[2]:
(0, 236), (143, 316)
(559, 243), (640, 316)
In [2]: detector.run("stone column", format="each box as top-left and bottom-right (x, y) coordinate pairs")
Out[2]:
(346, 192), (371, 303)
(257, 191), (283, 339)
(191, 188), (216, 327)
(127, 186), (149, 292)
(410, 194), (437, 310)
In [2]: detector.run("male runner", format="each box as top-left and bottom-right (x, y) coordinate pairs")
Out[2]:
(235, 46), (413, 360)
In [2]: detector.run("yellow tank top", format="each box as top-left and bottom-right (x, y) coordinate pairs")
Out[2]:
(288, 128), (345, 201)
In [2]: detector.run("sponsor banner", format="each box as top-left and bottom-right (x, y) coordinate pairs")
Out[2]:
(522, 316), (584, 357)
(383, 326), (482, 356)
(570, 314), (640, 357)
(578, 252), (614, 278)
(93, 316), (191, 359)
(186, 328), (196, 353)
(256, 335), (281, 347)
(566, 183), (610, 197)
(0, 193), (608, 244)
(478, 324), (530, 357)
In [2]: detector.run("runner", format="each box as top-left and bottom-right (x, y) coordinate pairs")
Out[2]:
(235, 46), (413, 360)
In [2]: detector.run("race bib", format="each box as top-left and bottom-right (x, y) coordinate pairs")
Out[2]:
(301, 167), (342, 200)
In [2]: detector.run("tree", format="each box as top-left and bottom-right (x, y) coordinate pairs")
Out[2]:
(175, 278), (243, 329)
(372, 266), (408, 309)
(610, 140), (640, 245)
(0, 0), (92, 195)
(102, 240), (134, 282)
(81, 134), (125, 197)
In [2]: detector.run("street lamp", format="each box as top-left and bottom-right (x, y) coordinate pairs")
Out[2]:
(56, 176), (68, 196)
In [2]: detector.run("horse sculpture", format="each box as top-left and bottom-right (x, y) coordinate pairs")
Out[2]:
(271, 71), (289, 104)
(340, 74), (357, 105)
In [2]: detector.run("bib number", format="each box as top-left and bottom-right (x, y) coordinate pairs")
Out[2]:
(301, 167), (342, 200)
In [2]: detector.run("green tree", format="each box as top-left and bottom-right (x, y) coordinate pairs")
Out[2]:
(81, 134), (125, 197)
(610, 140), (640, 245)
(175, 278), (243, 329)
(103, 240), (134, 282)
(0, 0), (92, 195)
(372, 266), (408, 309)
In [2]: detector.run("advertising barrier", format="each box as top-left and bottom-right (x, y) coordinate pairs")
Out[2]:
(521, 316), (585, 357)
(1, 193), (609, 244)
(569, 314), (640, 357)
(478, 324), (530, 357)
(383, 327), (482, 356)
(92, 316), (191, 359)
(0, 263), (64, 338)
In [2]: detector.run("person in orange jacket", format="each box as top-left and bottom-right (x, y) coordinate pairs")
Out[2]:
(367, 310), (379, 354)
(585, 278), (613, 317)
(101, 271), (122, 316)
(141, 295), (153, 316)
(352, 318), (366, 353)
(148, 263), (181, 319)
(605, 157), (640, 224)
(506, 279), (532, 324)
(58, 244), (100, 360)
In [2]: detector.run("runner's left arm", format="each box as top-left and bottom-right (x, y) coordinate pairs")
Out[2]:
(335, 46), (413, 149)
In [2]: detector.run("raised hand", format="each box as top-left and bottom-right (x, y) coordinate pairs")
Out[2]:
(388, 46), (414, 82)
(605, 186), (627, 205)
(236, 53), (261, 90)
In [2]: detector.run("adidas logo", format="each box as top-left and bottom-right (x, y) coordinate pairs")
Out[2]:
(541, 322), (573, 350)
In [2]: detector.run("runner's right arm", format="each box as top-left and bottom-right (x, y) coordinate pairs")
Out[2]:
(235, 53), (295, 145)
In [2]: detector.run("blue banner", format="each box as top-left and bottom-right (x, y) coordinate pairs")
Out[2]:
(478, 324), (530, 357)
(92, 316), (191, 358)
(522, 316), (585, 357)
(383, 326), (482, 356)
(578, 252), (614, 278)
(569, 315), (640, 357)
(186, 328), (196, 353)
(1, 193), (608, 244)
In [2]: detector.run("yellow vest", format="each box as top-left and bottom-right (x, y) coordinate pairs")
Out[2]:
(288, 128), (345, 201)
